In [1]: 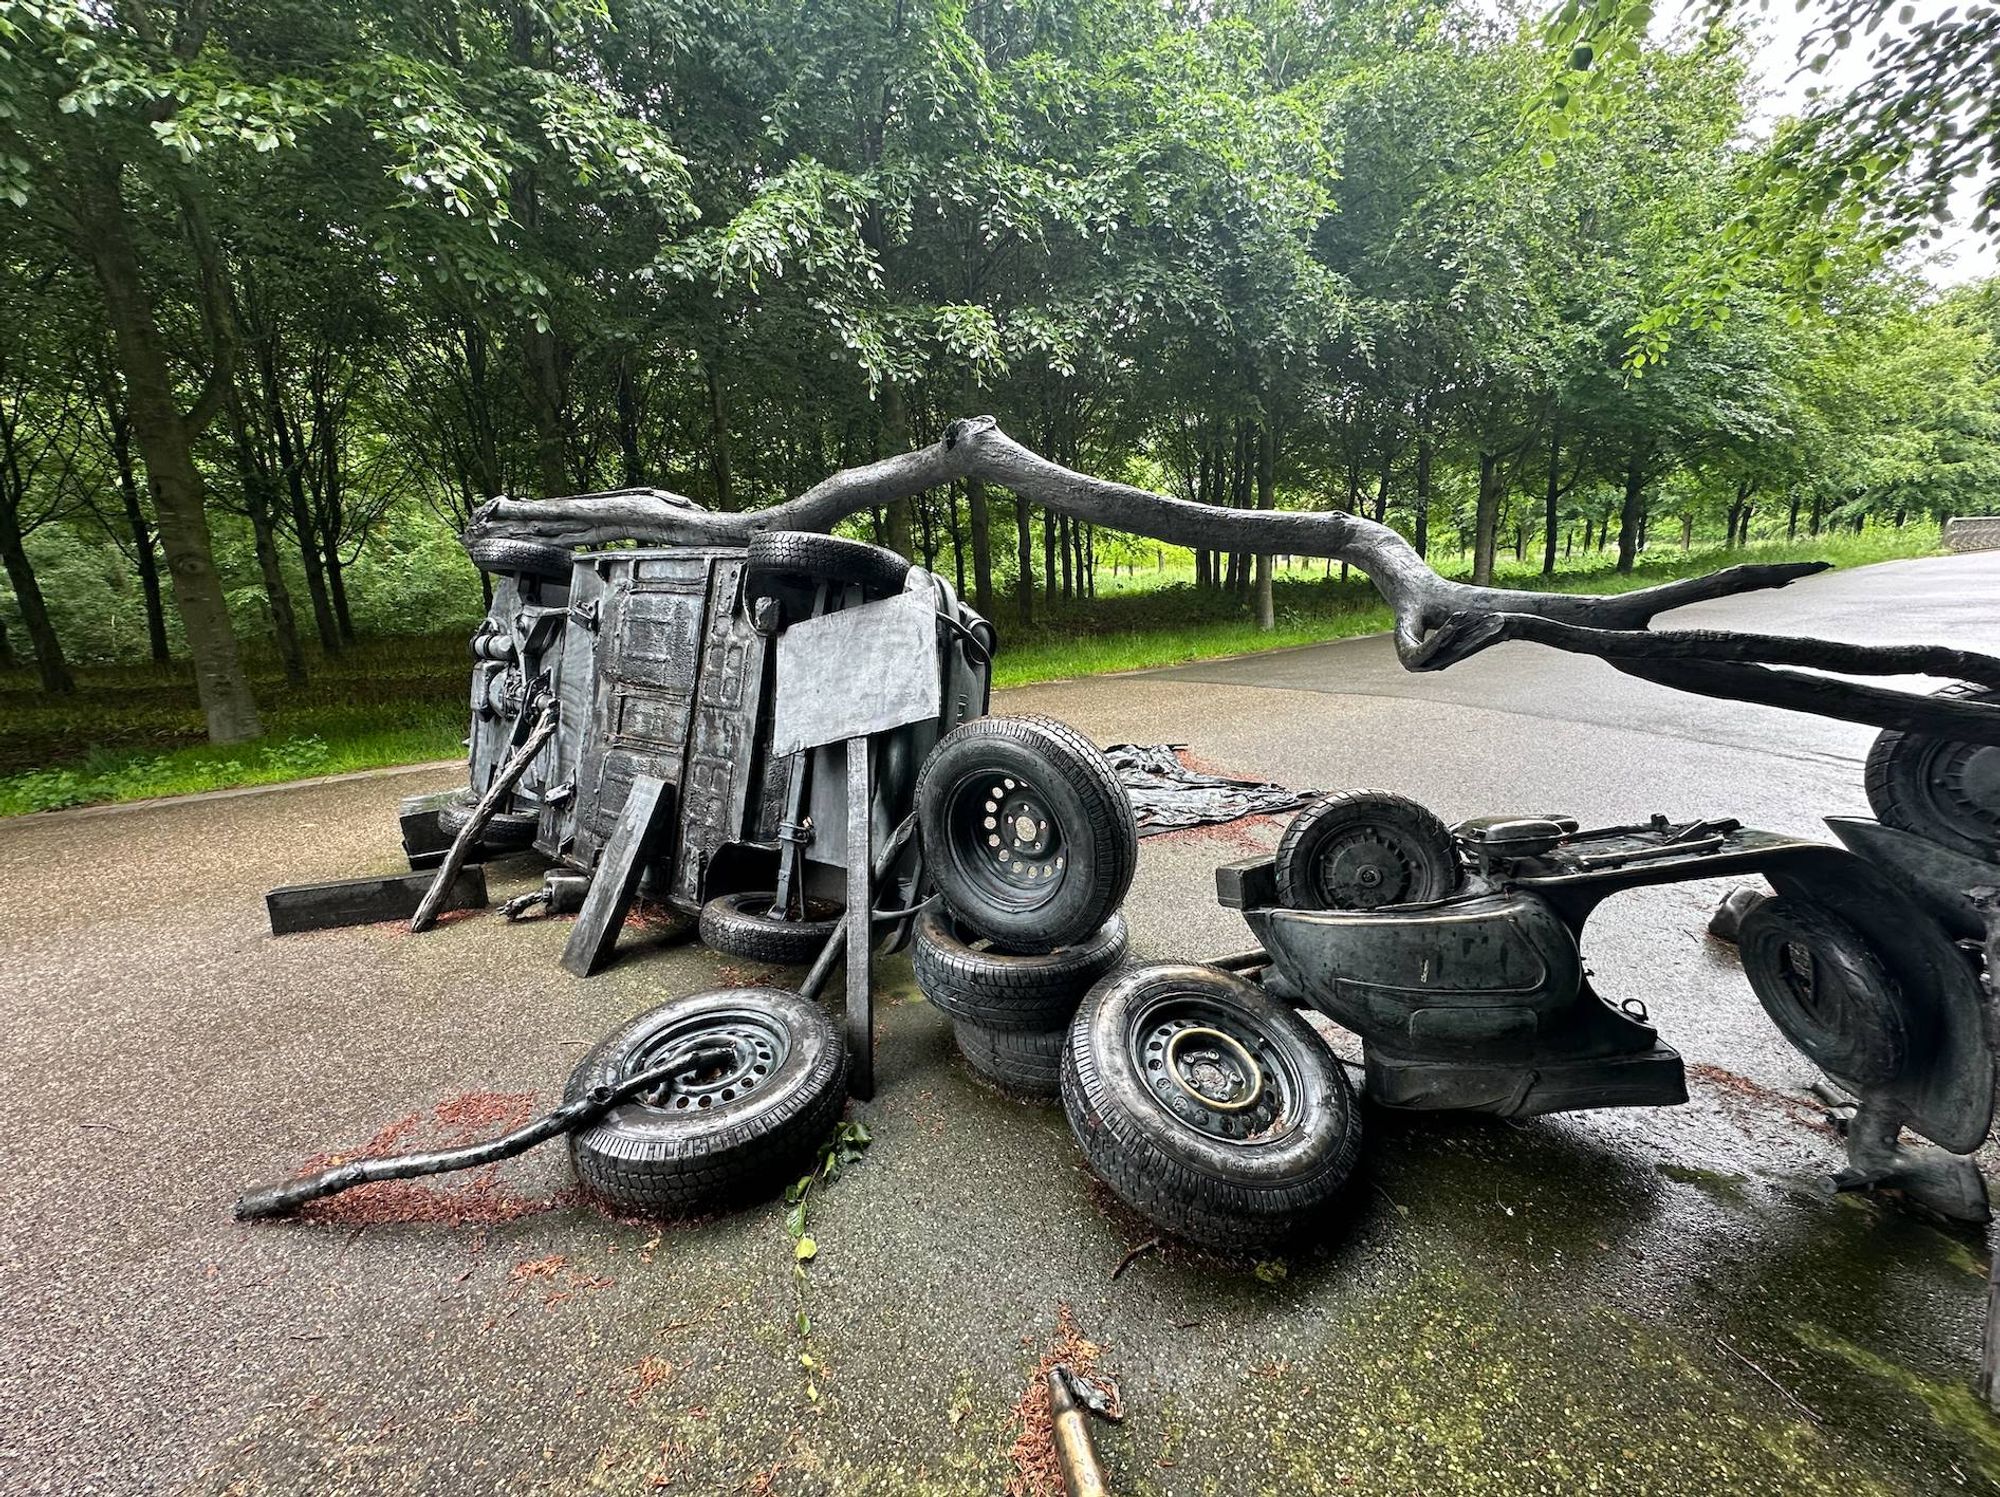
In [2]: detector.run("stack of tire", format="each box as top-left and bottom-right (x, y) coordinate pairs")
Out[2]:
(1057, 791), (1439, 1255)
(912, 715), (1140, 1100)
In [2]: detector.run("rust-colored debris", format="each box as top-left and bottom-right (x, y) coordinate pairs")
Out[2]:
(1688, 1063), (1836, 1136)
(1004, 1304), (1121, 1497)
(293, 1090), (569, 1227)
(626, 1355), (676, 1406)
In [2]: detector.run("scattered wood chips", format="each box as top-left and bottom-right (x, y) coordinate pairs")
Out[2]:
(1688, 1064), (1836, 1136)
(293, 1090), (577, 1227)
(1004, 1303), (1121, 1497)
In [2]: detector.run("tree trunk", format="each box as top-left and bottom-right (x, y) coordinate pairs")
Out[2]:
(257, 338), (337, 653)
(0, 504), (73, 694)
(326, 541), (356, 642)
(1541, 427), (1562, 577)
(1681, 512), (1695, 551)
(80, 160), (260, 741)
(1413, 433), (1432, 559)
(917, 492), (937, 570)
(880, 382), (915, 556)
(704, 354), (733, 510)
(947, 486), (965, 595)
(1058, 512), (1073, 599)
(1788, 490), (1801, 540)
(1472, 450), (1501, 586)
(967, 476), (994, 615)
(1253, 423), (1276, 631)
(1616, 458), (1646, 574)
(616, 350), (645, 487)
(107, 393), (170, 664)
(232, 411), (307, 685)
(1014, 495), (1033, 627)
(523, 323), (570, 498)
(1043, 508), (1057, 607)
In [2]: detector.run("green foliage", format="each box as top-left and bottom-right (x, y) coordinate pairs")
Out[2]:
(0, 0), (1994, 789)
(783, 1120), (873, 1243)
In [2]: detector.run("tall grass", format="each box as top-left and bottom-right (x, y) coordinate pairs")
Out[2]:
(0, 525), (1945, 815)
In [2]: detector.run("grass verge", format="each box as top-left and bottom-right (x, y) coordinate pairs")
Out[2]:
(0, 527), (1945, 816)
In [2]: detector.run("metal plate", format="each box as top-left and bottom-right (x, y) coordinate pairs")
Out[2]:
(772, 590), (942, 756)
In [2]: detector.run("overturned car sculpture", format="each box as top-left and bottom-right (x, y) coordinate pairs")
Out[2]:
(249, 417), (2000, 1263)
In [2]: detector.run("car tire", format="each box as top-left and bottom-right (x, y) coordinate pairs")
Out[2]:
(464, 536), (575, 583)
(698, 892), (842, 965)
(952, 1020), (1065, 1101)
(1062, 962), (1361, 1253)
(913, 907), (1126, 1030)
(916, 714), (1138, 952)
(1863, 683), (2000, 863)
(438, 790), (541, 851)
(1274, 788), (1460, 911)
(1738, 897), (1908, 1088)
(566, 988), (847, 1216)
(743, 531), (911, 606)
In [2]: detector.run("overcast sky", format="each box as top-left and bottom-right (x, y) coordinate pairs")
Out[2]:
(1658, 0), (1997, 285)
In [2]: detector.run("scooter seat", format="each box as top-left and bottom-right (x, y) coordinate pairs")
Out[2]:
(1451, 815), (1577, 860)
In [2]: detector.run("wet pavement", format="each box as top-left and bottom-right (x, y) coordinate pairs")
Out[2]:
(2, 550), (1998, 1495)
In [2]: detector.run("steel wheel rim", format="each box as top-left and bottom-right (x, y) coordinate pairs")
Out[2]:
(1128, 992), (1297, 1143)
(1313, 829), (1423, 909)
(1918, 738), (2000, 840)
(625, 1008), (790, 1113)
(946, 769), (1068, 914)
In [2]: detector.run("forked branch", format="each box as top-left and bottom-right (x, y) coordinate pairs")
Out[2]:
(469, 415), (2000, 745)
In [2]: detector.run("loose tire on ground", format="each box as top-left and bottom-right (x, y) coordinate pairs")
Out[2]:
(912, 908), (1126, 1030)
(1062, 962), (1361, 1253)
(951, 1020), (1066, 1101)
(463, 536), (575, 584)
(1274, 788), (1460, 911)
(1863, 683), (2000, 862)
(1738, 897), (1908, 1088)
(742, 531), (912, 613)
(698, 892), (841, 965)
(916, 714), (1138, 952)
(438, 789), (541, 851)
(566, 988), (847, 1216)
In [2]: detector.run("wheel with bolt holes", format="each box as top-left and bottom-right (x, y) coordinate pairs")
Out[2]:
(1062, 962), (1361, 1252)
(916, 714), (1137, 952)
(1275, 789), (1459, 911)
(565, 988), (846, 1216)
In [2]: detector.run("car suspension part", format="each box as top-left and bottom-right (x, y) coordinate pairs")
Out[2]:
(233, 1040), (733, 1221)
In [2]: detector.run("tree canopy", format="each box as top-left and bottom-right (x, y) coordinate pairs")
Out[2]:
(1, 0), (1995, 740)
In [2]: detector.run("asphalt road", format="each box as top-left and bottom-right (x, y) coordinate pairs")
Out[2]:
(3, 550), (1998, 1496)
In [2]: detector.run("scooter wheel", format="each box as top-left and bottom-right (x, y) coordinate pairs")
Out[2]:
(951, 1020), (1065, 1102)
(566, 988), (847, 1216)
(1062, 963), (1361, 1253)
(437, 790), (541, 851)
(1738, 898), (1908, 1088)
(1275, 788), (1459, 911)
(913, 907), (1127, 1030)
(1863, 683), (2000, 863)
(698, 892), (842, 965)
(916, 715), (1138, 953)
